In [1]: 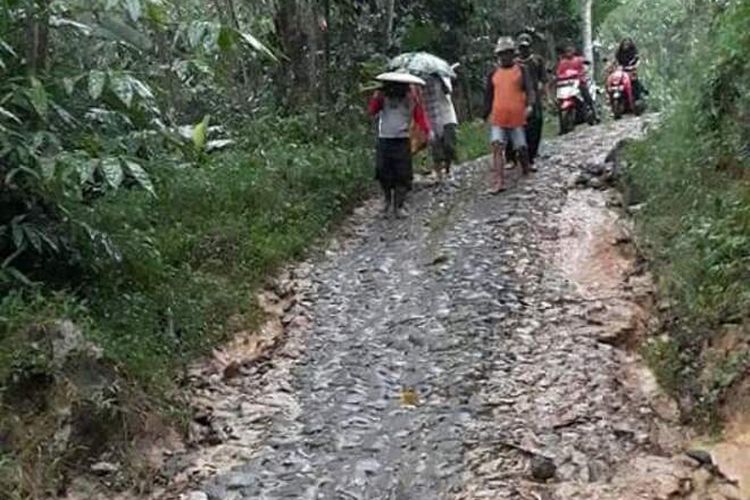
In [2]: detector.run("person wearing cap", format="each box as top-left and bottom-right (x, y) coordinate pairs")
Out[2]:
(483, 36), (536, 193)
(368, 78), (432, 218)
(516, 33), (547, 165)
(423, 73), (459, 183)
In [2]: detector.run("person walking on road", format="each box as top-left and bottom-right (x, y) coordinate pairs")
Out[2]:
(368, 78), (432, 218)
(424, 74), (459, 183)
(483, 36), (536, 193)
(516, 33), (547, 165)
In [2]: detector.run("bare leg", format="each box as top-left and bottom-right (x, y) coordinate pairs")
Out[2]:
(490, 142), (507, 193)
(432, 160), (444, 182)
(381, 185), (392, 217)
(394, 184), (409, 218)
(518, 146), (531, 175)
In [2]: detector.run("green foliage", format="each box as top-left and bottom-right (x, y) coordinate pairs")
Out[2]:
(68, 114), (372, 389)
(456, 120), (488, 162)
(0, 0), (276, 289)
(598, 0), (711, 107)
(623, 1), (750, 424)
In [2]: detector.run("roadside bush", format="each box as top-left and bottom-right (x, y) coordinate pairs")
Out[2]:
(624, 1), (750, 425)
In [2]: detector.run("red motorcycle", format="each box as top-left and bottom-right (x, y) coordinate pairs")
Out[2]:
(556, 67), (595, 134)
(606, 65), (645, 119)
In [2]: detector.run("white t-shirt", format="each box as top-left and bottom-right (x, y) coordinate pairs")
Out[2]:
(425, 77), (458, 136)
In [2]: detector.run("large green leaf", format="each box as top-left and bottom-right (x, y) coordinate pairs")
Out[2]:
(89, 70), (107, 100)
(110, 73), (134, 107)
(145, 0), (168, 24)
(192, 115), (210, 151)
(124, 0), (142, 22)
(100, 157), (124, 187)
(11, 218), (25, 249)
(97, 17), (153, 51)
(39, 157), (56, 180)
(22, 226), (43, 253)
(0, 38), (16, 57)
(49, 16), (93, 35)
(52, 102), (77, 127)
(74, 157), (98, 184)
(63, 77), (77, 96)
(188, 22), (208, 49)
(239, 32), (278, 61)
(218, 25), (236, 53)
(123, 159), (155, 195)
(0, 106), (21, 124)
(126, 75), (154, 100)
(27, 77), (48, 118)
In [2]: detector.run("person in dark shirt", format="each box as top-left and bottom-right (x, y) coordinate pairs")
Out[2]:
(516, 33), (546, 165)
(615, 38), (646, 100)
(615, 38), (639, 67)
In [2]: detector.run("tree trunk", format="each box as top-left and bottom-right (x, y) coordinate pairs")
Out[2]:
(25, 0), (50, 76)
(384, 0), (396, 50)
(224, 0), (249, 87)
(322, 0), (331, 104)
(582, 0), (594, 74)
(274, 0), (318, 106)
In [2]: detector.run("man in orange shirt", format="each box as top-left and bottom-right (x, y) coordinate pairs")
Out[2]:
(483, 37), (536, 193)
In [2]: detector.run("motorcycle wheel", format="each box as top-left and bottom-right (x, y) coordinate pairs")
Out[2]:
(634, 100), (646, 116)
(560, 109), (576, 134)
(612, 100), (625, 120)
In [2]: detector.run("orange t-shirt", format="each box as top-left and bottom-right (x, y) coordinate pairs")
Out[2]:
(491, 66), (527, 128)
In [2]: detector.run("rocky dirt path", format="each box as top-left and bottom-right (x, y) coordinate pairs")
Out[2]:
(159, 118), (743, 500)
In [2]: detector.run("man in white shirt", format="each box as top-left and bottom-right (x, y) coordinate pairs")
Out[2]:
(424, 74), (459, 182)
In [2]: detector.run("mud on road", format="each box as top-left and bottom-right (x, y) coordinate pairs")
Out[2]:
(141, 118), (743, 500)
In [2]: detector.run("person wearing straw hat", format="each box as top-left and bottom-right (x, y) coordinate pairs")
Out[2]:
(368, 72), (432, 218)
(483, 36), (536, 193)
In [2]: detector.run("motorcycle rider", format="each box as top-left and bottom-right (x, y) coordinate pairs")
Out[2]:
(615, 38), (646, 101)
(555, 42), (598, 127)
(615, 38), (639, 67)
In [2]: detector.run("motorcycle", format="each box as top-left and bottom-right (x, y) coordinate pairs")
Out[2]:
(606, 64), (645, 119)
(556, 68), (596, 134)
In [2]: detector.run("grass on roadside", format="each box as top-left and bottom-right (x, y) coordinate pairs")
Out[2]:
(623, 1), (750, 427)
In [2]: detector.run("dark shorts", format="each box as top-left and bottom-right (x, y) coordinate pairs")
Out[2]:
(376, 138), (412, 189)
(431, 124), (457, 163)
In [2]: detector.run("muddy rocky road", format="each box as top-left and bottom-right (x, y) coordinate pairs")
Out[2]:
(141, 118), (742, 500)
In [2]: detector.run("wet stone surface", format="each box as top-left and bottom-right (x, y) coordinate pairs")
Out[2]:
(179, 118), (708, 500)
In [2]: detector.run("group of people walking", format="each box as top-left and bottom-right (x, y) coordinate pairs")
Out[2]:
(368, 33), (632, 216)
(368, 69), (459, 218)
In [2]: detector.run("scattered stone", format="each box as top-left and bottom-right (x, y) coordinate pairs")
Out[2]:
(160, 118), (677, 499)
(90, 461), (120, 475)
(182, 491), (209, 500)
(567, 172), (590, 189)
(686, 449), (714, 466)
(530, 455), (557, 482)
(588, 176), (605, 189)
(222, 361), (243, 380)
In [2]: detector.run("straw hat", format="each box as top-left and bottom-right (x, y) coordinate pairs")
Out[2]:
(494, 36), (515, 54)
